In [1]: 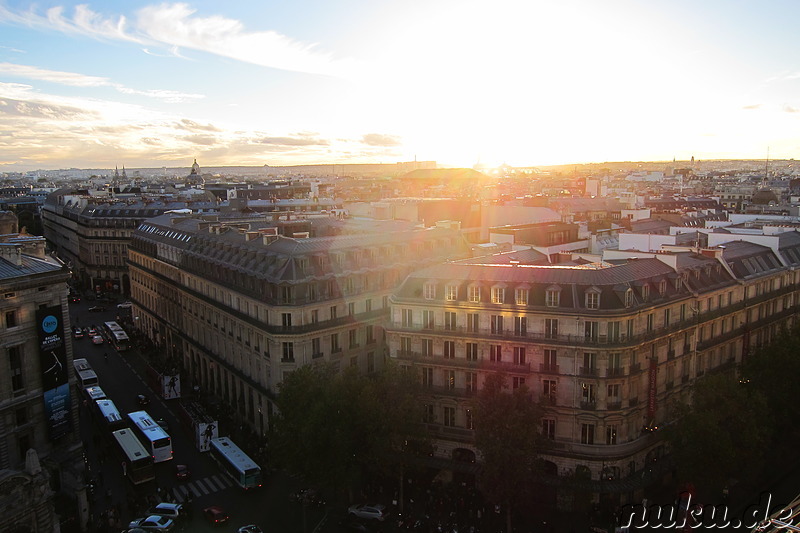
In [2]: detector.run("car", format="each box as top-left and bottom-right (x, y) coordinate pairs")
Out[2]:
(91, 335), (104, 345)
(237, 526), (263, 533)
(88, 305), (106, 313)
(87, 326), (97, 336)
(147, 503), (187, 521)
(69, 295), (81, 304)
(117, 301), (133, 309)
(203, 506), (230, 525)
(128, 515), (174, 532)
(73, 327), (85, 339)
(136, 394), (151, 406)
(156, 417), (169, 431)
(175, 464), (191, 480)
(348, 503), (389, 521)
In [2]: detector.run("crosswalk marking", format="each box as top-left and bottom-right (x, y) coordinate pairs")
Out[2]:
(169, 474), (237, 503)
(196, 479), (211, 495)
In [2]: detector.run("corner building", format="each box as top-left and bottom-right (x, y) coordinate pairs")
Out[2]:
(128, 212), (471, 434)
(387, 234), (800, 505)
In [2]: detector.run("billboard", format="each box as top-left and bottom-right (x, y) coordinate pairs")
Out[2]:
(197, 421), (218, 453)
(162, 374), (181, 399)
(36, 305), (72, 439)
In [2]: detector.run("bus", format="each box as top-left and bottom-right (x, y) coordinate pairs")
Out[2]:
(209, 437), (263, 489)
(73, 358), (99, 388)
(112, 428), (155, 485)
(94, 399), (127, 432)
(83, 385), (107, 402)
(103, 321), (131, 351)
(128, 410), (173, 463)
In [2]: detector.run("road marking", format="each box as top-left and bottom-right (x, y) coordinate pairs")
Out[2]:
(195, 478), (211, 495)
(216, 474), (233, 488)
(187, 482), (203, 497)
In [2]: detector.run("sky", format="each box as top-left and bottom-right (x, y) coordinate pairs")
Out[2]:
(1, 0), (800, 171)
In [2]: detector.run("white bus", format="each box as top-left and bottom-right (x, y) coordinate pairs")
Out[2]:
(83, 385), (107, 402)
(112, 428), (155, 485)
(128, 410), (173, 463)
(103, 321), (131, 351)
(73, 358), (99, 388)
(94, 399), (127, 432)
(209, 437), (263, 489)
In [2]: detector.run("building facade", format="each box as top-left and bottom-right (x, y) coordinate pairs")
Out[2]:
(386, 234), (800, 505)
(127, 212), (472, 434)
(0, 224), (85, 532)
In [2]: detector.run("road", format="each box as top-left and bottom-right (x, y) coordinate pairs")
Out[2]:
(71, 297), (329, 533)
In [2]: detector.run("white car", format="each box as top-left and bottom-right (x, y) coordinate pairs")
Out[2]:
(347, 503), (389, 521)
(238, 526), (263, 533)
(117, 302), (133, 309)
(128, 514), (174, 531)
(147, 502), (186, 521)
(91, 335), (104, 345)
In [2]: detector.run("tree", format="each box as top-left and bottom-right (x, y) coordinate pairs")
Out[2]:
(665, 371), (771, 493)
(472, 373), (546, 533)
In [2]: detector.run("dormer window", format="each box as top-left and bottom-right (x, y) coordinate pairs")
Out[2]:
(515, 288), (529, 306)
(585, 288), (601, 310)
(468, 285), (481, 303)
(546, 287), (560, 308)
(423, 282), (436, 300)
(491, 286), (505, 304)
(445, 284), (458, 301)
(642, 284), (650, 301)
(675, 277), (683, 291)
(658, 280), (667, 296)
(624, 288), (634, 308)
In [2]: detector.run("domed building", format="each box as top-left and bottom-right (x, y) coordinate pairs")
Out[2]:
(186, 158), (204, 187)
(751, 188), (778, 205)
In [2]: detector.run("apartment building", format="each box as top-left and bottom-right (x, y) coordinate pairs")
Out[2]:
(386, 233), (800, 504)
(127, 212), (472, 434)
(0, 220), (84, 531)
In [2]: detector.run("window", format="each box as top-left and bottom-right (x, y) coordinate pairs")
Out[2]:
(490, 315), (504, 334)
(400, 336), (411, 354)
(466, 343), (478, 361)
(544, 349), (557, 370)
(424, 283), (436, 300)
(443, 407), (456, 427)
(466, 313), (479, 332)
(330, 305), (338, 320)
(512, 376), (526, 389)
(581, 382), (596, 403)
(281, 342), (294, 362)
(367, 352), (374, 373)
(583, 352), (596, 371)
(365, 299), (372, 312)
(607, 383), (620, 401)
(468, 285), (481, 303)
(5, 310), (17, 328)
(422, 338), (433, 356)
(348, 302), (355, 316)
(308, 283), (318, 301)
(544, 318), (559, 339)
(624, 289), (634, 308)
(664, 308), (671, 326)
(422, 310), (435, 329)
(401, 309), (412, 327)
(642, 285), (650, 301)
(542, 419), (555, 440)
(513, 316), (527, 336)
(515, 288), (528, 305)
(445, 285), (458, 301)
(423, 404), (434, 423)
(491, 287), (505, 304)
(646, 313), (654, 332)
(311, 337), (321, 357)
(581, 423), (595, 444)
(281, 313), (292, 329)
(444, 341), (455, 359)
(15, 407), (27, 427)
(465, 409), (474, 430)
(466, 372), (477, 393)
(540, 381), (558, 409)
(606, 424), (618, 445)
(513, 347), (526, 365)
(366, 325), (375, 344)
(349, 329), (358, 348)
(546, 289), (560, 308)
(659, 280), (667, 296)
(9, 346), (23, 392)
(421, 367), (433, 387)
(446, 370), (455, 389)
(608, 321), (621, 341)
(608, 352), (621, 372)
(490, 344), (502, 362)
(586, 291), (600, 309)
(444, 311), (457, 331)
(331, 333), (341, 353)
(311, 309), (319, 324)
(584, 321), (599, 341)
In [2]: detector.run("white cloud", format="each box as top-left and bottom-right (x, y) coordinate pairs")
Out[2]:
(0, 3), (355, 77)
(0, 62), (204, 103)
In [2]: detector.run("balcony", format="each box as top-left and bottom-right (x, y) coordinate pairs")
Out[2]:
(539, 364), (560, 374)
(580, 400), (597, 410)
(605, 367), (625, 378)
(667, 349), (675, 360)
(541, 394), (557, 406)
(311, 352), (324, 359)
(606, 401), (622, 411)
(628, 397), (639, 407)
(629, 363), (642, 374)
(579, 366), (599, 377)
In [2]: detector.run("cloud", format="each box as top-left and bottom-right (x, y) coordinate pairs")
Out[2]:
(742, 104), (761, 110)
(183, 134), (217, 145)
(0, 3), (355, 77)
(0, 97), (95, 120)
(784, 105), (800, 113)
(174, 119), (221, 132)
(0, 62), (204, 102)
(254, 135), (329, 146)
(361, 133), (402, 147)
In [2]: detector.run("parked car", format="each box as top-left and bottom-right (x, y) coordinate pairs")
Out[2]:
(203, 506), (230, 525)
(117, 301), (133, 309)
(69, 295), (81, 304)
(237, 526), (263, 533)
(88, 305), (106, 313)
(175, 464), (191, 480)
(128, 515), (174, 532)
(136, 394), (150, 406)
(147, 503), (187, 521)
(348, 503), (389, 521)
(91, 335), (104, 345)
(73, 326), (85, 339)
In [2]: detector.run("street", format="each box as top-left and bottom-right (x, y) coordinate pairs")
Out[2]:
(72, 297), (328, 533)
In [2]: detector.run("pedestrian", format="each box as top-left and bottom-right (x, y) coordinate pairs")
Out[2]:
(121, 461), (127, 477)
